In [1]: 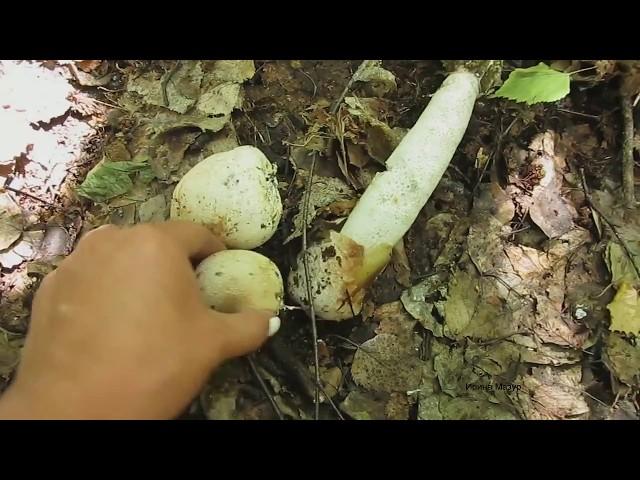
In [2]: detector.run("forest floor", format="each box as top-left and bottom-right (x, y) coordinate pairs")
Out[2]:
(1, 60), (639, 420)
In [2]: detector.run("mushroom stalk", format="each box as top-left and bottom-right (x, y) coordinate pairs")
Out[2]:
(341, 71), (479, 252)
(289, 66), (495, 321)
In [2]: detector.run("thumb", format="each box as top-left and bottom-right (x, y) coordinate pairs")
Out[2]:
(198, 308), (280, 362)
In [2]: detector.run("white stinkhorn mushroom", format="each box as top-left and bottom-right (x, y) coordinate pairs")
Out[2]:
(288, 61), (501, 321)
(171, 145), (283, 249)
(196, 250), (284, 315)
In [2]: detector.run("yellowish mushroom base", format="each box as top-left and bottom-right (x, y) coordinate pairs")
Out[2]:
(288, 231), (392, 321)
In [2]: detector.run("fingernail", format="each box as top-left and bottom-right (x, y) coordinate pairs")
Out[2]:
(268, 316), (281, 337)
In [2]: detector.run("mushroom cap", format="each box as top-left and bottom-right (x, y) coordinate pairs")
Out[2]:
(196, 249), (284, 315)
(171, 146), (282, 249)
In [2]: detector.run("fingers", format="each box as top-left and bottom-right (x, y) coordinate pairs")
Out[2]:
(150, 221), (226, 262)
(79, 224), (116, 241)
(77, 221), (226, 263)
(197, 308), (280, 362)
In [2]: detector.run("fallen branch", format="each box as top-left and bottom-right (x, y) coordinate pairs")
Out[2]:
(2, 185), (54, 207)
(301, 153), (321, 419)
(621, 93), (636, 207)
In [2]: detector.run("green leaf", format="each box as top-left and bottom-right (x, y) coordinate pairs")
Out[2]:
(76, 160), (150, 203)
(494, 63), (570, 105)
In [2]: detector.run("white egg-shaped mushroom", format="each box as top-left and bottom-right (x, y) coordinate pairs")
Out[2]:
(196, 250), (284, 315)
(287, 230), (390, 321)
(171, 146), (282, 249)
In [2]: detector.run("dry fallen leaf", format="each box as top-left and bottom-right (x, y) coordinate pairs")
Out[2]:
(603, 333), (640, 388)
(0, 230), (44, 270)
(385, 392), (410, 420)
(340, 390), (387, 420)
(517, 365), (589, 420)
(351, 302), (424, 393)
(353, 60), (397, 97)
(605, 241), (640, 287)
(320, 366), (342, 399)
(523, 132), (576, 238)
(284, 174), (355, 244)
(0, 193), (24, 251)
(594, 60), (617, 80)
(76, 60), (102, 73)
(137, 194), (168, 223)
(607, 282), (640, 336)
(390, 240), (412, 288)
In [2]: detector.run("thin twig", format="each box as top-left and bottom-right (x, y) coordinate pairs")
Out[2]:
(299, 70), (317, 99)
(327, 333), (363, 351)
(316, 382), (345, 420)
(620, 93), (636, 207)
(448, 163), (473, 187)
(326, 333), (395, 370)
(331, 60), (371, 115)
(594, 283), (614, 299)
(265, 337), (343, 419)
(2, 185), (54, 207)
(96, 86), (125, 93)
(0, 325), (22, 336)
(472, 116), (518, 195)
(243, 112), (266, 145)
(92, 98), (124, 110)
(557, 108), (600, 120)
(161, 61), (181, 107)
(568, 66), (598, 76)
(301, 153), (321, 419)
(469, 331), (527, 347)
(246, 354), (284, 420)
(502, 225), (531, 236)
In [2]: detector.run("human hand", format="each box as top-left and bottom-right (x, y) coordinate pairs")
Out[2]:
(0, 221), (279, 419)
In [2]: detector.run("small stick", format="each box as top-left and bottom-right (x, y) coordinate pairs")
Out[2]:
(2, 184), (54, 207)
(161, 61), (181, 107)
(0, 325), (23, 336)
(92, 98), (125, 110)
(246, 354), (284, 420)
(472, 116), (518, 195)
(299, 69), (317, 99)
(621, 93), (636, 207)
(557, 108), (600, 120)
(301, 153), (321, 420)
(317, 383), (345, 420)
